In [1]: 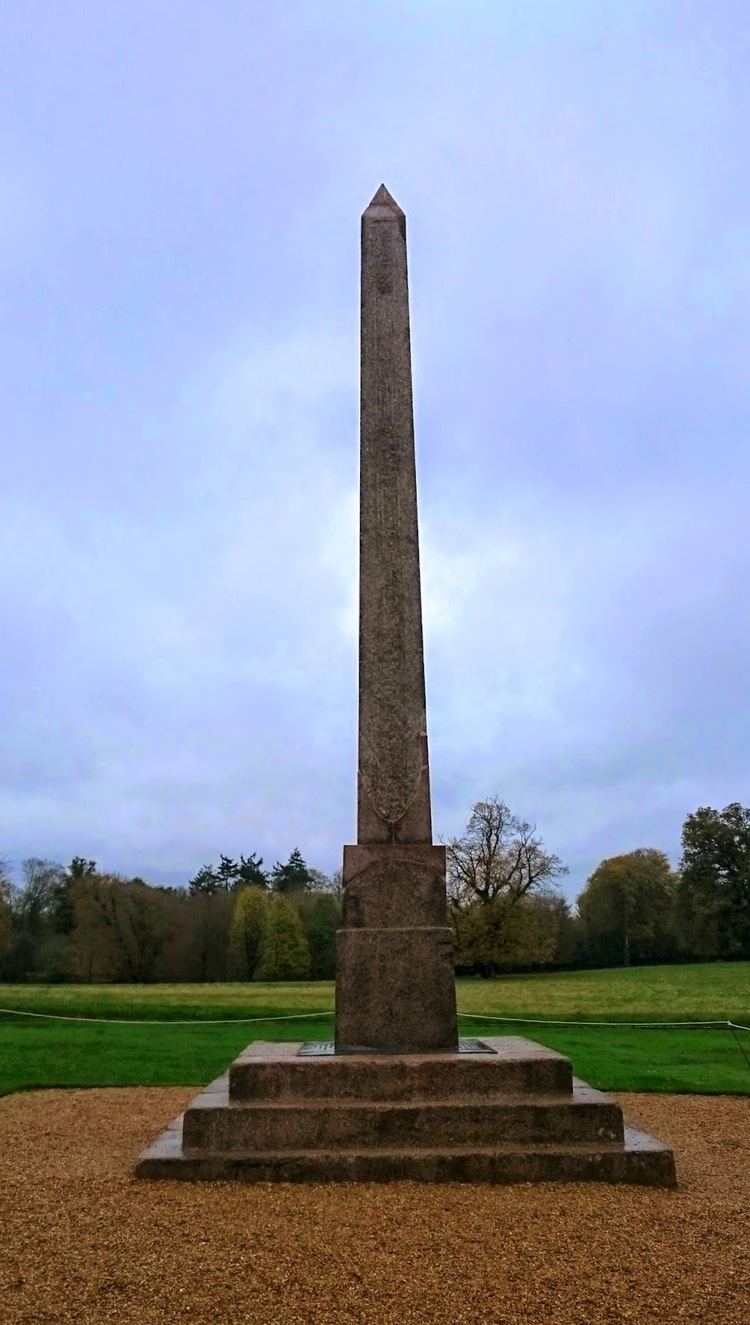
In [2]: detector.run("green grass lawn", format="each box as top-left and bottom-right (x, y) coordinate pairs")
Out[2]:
(1, 963), (748, 1097)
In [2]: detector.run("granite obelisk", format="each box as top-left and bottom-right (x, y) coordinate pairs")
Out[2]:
(135, 188), (676, 1187)
(334, 186), (458, 1054)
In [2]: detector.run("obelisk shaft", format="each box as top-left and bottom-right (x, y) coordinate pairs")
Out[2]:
(357, 185), (432, 845)
(334, 187), (458, 1054)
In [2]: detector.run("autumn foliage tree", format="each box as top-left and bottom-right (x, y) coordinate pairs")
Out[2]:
(447, 799), (567, 910)
(70, 874), (172, 982)
(446, 799), (569, 974)
(454, 889), (573, 975)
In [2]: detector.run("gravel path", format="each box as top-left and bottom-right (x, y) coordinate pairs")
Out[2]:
(0, 1088), (747, 1324)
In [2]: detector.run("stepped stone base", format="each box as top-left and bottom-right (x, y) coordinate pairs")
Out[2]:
(135, 1036), (676, 1187)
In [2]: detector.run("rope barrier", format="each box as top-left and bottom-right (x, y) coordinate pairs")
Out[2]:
(2, 1005), (747, 1076)
(0, 1008), (333, 1026)
(0, 1006), (747, 1030)
(456, 1012), (747, 1030)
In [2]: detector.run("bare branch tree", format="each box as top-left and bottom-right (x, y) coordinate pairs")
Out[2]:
(446, 797), (567, 911)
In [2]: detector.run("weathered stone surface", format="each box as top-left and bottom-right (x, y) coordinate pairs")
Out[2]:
(229, 1036), (573, 1101)
(334, 186), (459, 1054)
(182, 1084), (623, 1152)
(135, 1037), (677, 1187)
(335, 842), (457, 1052)
(336, 924), (457, 1053)
(357, 184), (431, 847)
(340, 844), (448, 928)
(136, 1124), (677, 1186)
(334, 848), (458, 1052)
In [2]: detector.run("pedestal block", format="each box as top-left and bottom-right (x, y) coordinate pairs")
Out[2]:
(136, 1036), (676, 1187)
(334, 844), (458, 1054)
(229, 1036), (573, 1101)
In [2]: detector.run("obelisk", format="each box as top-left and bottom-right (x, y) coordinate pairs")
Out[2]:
(334, 186), (458, 1053)
(135, 187), (676, 1189)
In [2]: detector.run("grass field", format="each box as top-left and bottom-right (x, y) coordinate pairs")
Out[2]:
(1, 963), (748, 1097)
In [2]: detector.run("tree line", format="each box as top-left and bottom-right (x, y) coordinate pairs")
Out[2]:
(575, 802), (750, 968)
(0, 849), (340, 984)
(1, 799), (748, 983)
(448, 798), (750, 974)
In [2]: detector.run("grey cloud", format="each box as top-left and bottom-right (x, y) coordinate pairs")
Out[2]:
(1, 4), (749, 897)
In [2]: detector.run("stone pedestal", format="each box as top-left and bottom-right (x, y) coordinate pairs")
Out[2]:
(334, 844), (458, 1054)
(136, 1036), (676, 1186)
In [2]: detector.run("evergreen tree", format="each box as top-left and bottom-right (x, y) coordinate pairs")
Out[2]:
(271, 848), (313, 895)
(188, 865), (219, 895)
(228, 886), (269, 979)
(69, 857), (97, 880)
(51, 857), (96, 936)
(236, 853), (269, 890)
(255, 895), (311, 981)
(216, 855), (238, 889)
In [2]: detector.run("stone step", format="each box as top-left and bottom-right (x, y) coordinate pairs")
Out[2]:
(136, 1122), (676, 1187)
(229, 1036), (573, 1102)
(183, 1078), (623, 1151)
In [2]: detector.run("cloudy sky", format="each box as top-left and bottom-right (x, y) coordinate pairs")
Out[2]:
(2, 2), (749, 898)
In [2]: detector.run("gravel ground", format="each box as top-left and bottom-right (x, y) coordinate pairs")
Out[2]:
(0, 1088), (747, 1325)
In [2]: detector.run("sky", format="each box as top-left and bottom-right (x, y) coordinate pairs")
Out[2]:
(1, 1), (749, 900)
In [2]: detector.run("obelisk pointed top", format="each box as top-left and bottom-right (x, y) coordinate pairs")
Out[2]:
(363, 183), (405, 218)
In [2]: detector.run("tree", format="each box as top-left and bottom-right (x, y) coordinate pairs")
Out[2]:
(69, 873), (172, 982)
(454, 888), (571, 976)
(446, 798), (567, 910)
(271, 848), (313, 895)
(534, 889), (576, 968)
(0, 899), (15, 969)
(70, 875), (122, 981)
(50, 857), (97, 937)
(189, 853), (270, 896)
(18, 858), (64, 927)
(255, 895), (311, 980)
(577, 849), (677, 968)
(118, 878), (173, 980)
(188, 865), (219, 895)
(236, 853), (268, 890)
(9, 859), (66, 978)
(184, 889), (232, 980)
(0, 863), (15, 972)
(675, 803), (750, 959)
(216, 855), (238, 889)
(295, 892), (340, 979)
(307, 868), (333, 893)
(34, 933), (73, 982)
(228, 887), (269, 979)
(68, 857), (97, 881)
